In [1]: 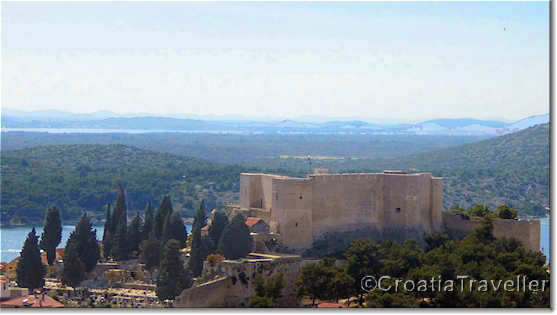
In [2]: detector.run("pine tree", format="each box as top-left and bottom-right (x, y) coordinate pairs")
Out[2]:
(111, 215), (129, 261)
(218, 213), (253, 260)
(208, 211), (229, 247)
(153, 196), (173, 240)
(39, 206), (62, 265)
(128, 212), (143, 254)
(16, 228), (46, 293)
(156, 240), (192, 300)
(188, 202), (208, 276)
(61, 232), (85, 288)
(143, 202), (154, 241)
(74, 213), (101, 272)
(162, 212), (187, 248)
(102, 203), (113, 260)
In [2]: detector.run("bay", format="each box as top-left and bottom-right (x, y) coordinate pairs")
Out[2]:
(1, 223), (193, 263)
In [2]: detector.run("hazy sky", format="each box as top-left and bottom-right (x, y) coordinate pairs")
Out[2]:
(2, 2), (549, 122)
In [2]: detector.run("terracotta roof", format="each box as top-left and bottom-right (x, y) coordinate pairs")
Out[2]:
(40, 248), (65, 265)
(0, 279), (7, 284)
(245, 217), (265, 228)
(0, 294), (64, 308)
(201, 225), (209, 231)
(317, 303), (346, 308)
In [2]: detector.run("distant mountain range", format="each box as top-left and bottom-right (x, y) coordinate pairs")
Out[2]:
(1, 108), (548, 136)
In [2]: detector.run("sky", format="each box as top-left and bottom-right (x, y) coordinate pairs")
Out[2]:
(1, 2), (550, 122)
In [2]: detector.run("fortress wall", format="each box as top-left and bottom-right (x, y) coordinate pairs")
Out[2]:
(310, 174), (384, 239)
(272, 178), (313, 249)
(176, 255), (302, 307)
(175, 277), (235, 307)
(430, 177), (444, 232)
(240, 174), (280, 210)
(492, 218), (540, 253)
(382, 173), (440, 237)
(382, 174), (411, 229)
(442, 212), (541, 252)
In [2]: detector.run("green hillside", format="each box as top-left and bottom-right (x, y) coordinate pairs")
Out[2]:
(0, 124), (549, 224)
(0, 144), (251, 225)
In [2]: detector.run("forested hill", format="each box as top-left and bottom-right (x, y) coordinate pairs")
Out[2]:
(0, 144), (256, 225)
(340, 123), (550, 216)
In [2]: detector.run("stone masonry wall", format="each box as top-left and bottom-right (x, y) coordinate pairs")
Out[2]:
(271, 178), (313, 250)
(442, 212), (541, 252)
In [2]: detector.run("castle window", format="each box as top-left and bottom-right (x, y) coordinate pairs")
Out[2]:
(299, 195), (303, 199)
(295, 222), (298, 227)
(396, 208), (401, 213)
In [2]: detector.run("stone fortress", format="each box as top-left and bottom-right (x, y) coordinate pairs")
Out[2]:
(177, 169), (541, 307)
(230, 169), (540, 252)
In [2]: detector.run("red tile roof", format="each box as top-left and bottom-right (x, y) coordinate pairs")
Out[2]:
(0, 294), (64, 308)
(245, 217), (265, 228)
(40, 248), (65, 265)
(317, 303), (347, 308)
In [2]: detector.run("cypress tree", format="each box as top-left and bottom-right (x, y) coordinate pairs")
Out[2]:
(162, 212), (187, 248)
(102, 203), (113, 260)
(61, 232), (85, 288)
(188, 202), (207, 277)
(74, 213), (101, 272)
(16, 228), (46, 293)
(143, 202), (154, 241)
(140, 239), (161, 272)
(153, 196), (173, 240)
(39, 206), (62, 265)
(218, 213), (253, 260)
(128, 212), (143, 254)
(156, 240), (192, 300)
(208, 211), (229, 247)
(111, 184), (127, 234)
(111, 214), (129, 261)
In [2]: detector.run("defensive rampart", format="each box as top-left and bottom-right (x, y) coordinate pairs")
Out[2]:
(236, 172), (540, 254)
(442, 211), (540, 252)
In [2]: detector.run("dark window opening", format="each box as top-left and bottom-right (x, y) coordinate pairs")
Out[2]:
(396, 208), (401, 213)
(299, 196), (303, 199)
(295, 222), (298, 227)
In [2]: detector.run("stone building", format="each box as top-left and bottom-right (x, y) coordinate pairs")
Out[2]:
(232, 170), (540, 252)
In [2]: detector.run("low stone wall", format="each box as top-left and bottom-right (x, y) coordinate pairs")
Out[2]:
(175, 253), (302, 307)
(442, 211), (540, 252)
(174, 277), (237, 308)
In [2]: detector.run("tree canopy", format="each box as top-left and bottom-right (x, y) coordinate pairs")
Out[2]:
(218, 213), (253, 260)
(16, 228), (46, 292)
(156, 240), (192, 301)
(39, 206), (62, 265)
